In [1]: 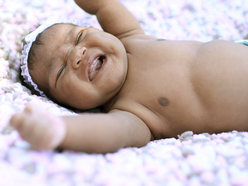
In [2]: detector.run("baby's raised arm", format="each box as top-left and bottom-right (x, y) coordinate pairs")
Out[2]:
(74, 0), (144, 38)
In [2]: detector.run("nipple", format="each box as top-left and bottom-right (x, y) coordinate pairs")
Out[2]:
(158, 97), (169, 106)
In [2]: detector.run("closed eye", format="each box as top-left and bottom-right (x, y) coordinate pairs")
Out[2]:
(55, 65), (66, 86)
(75, 30), (84, 45)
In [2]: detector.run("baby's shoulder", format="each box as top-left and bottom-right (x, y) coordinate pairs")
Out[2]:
(120, 34), (156, 47)
(110, 95), (161, 121)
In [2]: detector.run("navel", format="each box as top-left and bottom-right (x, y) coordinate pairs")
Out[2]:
(158, 97), (170, 106)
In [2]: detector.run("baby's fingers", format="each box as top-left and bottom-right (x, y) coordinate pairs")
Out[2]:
(9, 112), (34, 140)
(9, 113), (25, 130)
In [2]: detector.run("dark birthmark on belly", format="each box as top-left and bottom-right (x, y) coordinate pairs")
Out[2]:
(158, 97), (170, 106)
(157, 39), (166, 41)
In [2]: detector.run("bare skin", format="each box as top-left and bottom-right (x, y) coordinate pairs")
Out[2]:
(10, 0), (248, 153)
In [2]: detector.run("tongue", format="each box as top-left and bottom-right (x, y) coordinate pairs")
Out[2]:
(89, 58), (102, 81)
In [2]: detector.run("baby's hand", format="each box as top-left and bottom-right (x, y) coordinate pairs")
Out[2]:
(9, 103), (66, 150)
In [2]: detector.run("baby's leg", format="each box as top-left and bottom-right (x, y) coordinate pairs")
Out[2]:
(9, 103), (66, 150)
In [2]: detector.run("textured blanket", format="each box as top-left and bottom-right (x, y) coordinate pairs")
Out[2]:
(1, 0), (248, 185)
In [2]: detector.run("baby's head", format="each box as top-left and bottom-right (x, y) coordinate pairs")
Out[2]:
(21, 18), (128, 109)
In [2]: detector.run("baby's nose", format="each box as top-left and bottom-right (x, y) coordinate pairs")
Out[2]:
(72, 47), (87, 69)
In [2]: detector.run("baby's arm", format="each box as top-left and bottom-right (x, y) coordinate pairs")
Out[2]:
(74, 0), (144, 38)
(9, 104), (152, 153)
(60, 110), (151, 153)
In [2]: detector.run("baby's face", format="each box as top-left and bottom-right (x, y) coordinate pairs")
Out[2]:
(30, 23), (128, 109)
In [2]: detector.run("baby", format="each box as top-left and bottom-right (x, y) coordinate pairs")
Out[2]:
(10, 0), (248, 153)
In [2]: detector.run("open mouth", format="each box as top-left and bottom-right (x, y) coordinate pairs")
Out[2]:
(88, 55), (106, 81)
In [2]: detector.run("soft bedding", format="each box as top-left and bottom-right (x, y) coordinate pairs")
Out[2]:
(0, 0), (248, 185)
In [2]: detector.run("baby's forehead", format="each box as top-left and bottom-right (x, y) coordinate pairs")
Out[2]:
(55, 23), (78, 27)
(39, 23), (78, 45)
(44, 23), (77, 34)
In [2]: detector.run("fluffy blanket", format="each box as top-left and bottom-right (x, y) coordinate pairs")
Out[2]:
(1, 0), (248, 185)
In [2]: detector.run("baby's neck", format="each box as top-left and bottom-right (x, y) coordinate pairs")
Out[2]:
(103, 94), (119, 112)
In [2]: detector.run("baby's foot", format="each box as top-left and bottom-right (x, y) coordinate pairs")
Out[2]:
(9, 103), (66, 150)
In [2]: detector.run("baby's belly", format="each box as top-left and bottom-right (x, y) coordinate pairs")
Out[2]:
(190, 40), (248, 132)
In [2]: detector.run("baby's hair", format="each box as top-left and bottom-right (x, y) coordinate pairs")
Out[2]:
(20, 25), (59, 100)
(20, 23), (63, 97)
(20, 28), (45, 97)
(27, 32), (44, 71)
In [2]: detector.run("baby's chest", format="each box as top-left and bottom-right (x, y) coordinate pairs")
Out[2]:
(114, 73), (207, 138)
